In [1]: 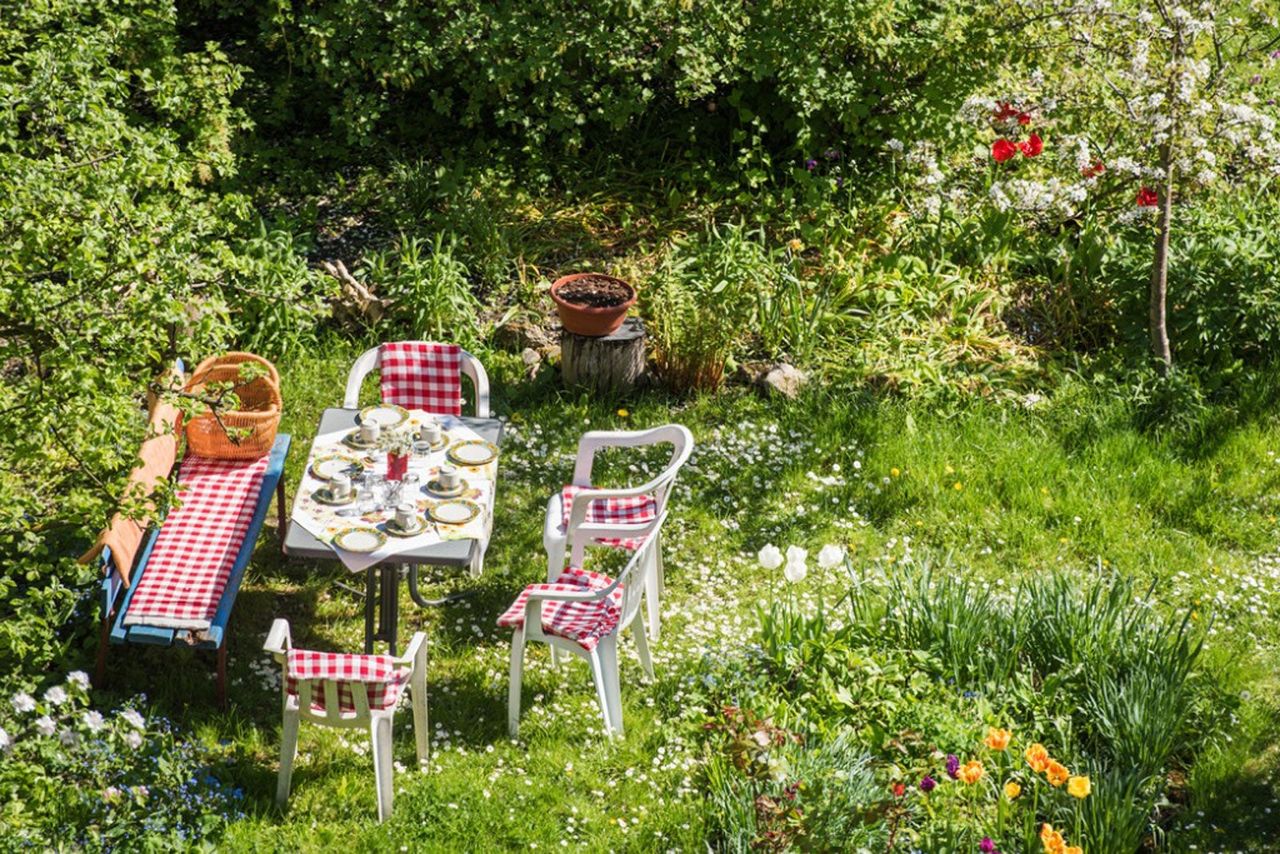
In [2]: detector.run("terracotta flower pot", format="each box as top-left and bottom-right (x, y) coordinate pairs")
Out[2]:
(550, 273), (637, 337)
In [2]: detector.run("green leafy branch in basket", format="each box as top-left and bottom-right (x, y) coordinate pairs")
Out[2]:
(152, 361), (268, 445)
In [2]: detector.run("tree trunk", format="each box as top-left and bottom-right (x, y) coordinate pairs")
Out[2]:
(561, 317), (646, 393)
(1149, 151), (1175, 376)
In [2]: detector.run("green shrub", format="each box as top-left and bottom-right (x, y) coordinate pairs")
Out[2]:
(362, 233), (482, 346)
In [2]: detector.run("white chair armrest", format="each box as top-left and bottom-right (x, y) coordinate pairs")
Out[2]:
(343, 347), (380, 409)
(264, 618), (292, 660)
(459, 349), (490, 419)
(570, 425), (694, 488)
(397, 632), (428, 671)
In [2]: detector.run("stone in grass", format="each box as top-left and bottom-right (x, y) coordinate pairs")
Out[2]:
(521, 347), (542, 379)
(759, 363), (808, 399)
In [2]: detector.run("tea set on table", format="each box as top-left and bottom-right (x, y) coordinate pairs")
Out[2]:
(308, 404), (496, 554)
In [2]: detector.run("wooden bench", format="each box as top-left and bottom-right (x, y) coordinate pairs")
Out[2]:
(86, 371), (290, 706)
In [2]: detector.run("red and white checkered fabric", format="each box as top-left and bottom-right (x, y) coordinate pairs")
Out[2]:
(379, 342), (463, 415)
(285, 649), (410, 713)
(496, 567), (623, 651)
(122, 453), (270, 631)
(561, 486), (658, 550)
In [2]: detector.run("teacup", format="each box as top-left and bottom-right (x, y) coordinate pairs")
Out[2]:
(394, 502), (418, 531)
(359, 420), (381, 444)
(330, 473), (352, 501)
(438, 465), (460, 491)
(420, 421), (443, 446)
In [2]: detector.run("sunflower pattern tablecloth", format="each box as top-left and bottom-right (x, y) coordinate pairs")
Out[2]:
(290, 412), (497, 572)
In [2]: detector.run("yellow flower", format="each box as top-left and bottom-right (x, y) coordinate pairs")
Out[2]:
(1025, 743), (1050, 773)
(957, 760), (985, 785)
(1004, 780), (1022, 800)
(1045, 760), (1069, 787)
(953, 481), (964, 491)
(1065, 847), (1083, 854)
(787, 238), (804, 252)
(617, 408), (629, 418)
(983, 727), (1012, 751)
(1067, 775), (1091, 798)
(890, 467), (901, 477)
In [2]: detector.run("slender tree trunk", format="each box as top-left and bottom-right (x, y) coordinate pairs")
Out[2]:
(1149, 148), (1175, 376)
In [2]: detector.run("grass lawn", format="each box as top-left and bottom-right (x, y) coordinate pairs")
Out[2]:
(86, 339), (1280, 850)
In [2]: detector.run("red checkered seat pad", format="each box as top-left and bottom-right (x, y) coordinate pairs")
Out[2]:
(285, 650), (410, 713)
(122, 454), (270, 631)
(561, 486), (658, 550)
(379, 342), (462, 415)
(496, 568), (623, 651)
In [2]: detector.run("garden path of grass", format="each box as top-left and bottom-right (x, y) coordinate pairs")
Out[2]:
(87, 342), (1280, 850)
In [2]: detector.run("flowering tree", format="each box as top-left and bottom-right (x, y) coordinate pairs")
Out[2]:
(1013, 0), (1280, 373)
(891, 0), (1280, 374)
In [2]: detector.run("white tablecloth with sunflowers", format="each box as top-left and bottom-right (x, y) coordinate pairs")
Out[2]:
(290, 411), (498, 572)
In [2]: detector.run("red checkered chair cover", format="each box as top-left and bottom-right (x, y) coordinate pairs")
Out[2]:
(496, 568), (623, 652)
(378, 342), (462, 415)
(285, 649), (410, 713)
(122, 453), (271, 631)
(560, 486), (658, 551)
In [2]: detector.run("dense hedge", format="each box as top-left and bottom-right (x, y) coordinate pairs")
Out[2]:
(193, 0), (1000, 157)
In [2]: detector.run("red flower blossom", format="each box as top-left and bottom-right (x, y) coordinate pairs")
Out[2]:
(1017, 133), (1043, 158)
(893, 782), (906, 798)
(1136, 186), (1159, 207)
(992, 139), (1018, 163)
(1017, 112), (1032, 125)
(1081, 160), (1106, 178)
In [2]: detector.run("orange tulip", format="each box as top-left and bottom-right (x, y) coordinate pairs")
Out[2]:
(1046, 760), (1069, 787)
(1025, 743), (1050, 773)
(984, 727), (1012, 751)
(958, 759), (985, 785)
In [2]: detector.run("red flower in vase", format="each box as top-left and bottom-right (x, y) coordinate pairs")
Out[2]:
(1018, 133), (1043, 158)
(992, 139), (1018, 162)
(1136, 186), (1159, 207)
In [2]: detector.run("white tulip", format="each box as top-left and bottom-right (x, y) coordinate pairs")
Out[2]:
(757, 544), (784, 570)
(818, 544), (845, 569)
(784, 546), (809, 583)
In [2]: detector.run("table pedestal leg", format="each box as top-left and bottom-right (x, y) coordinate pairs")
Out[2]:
(380, 564), (400, 656)
(364, 568), (377, 654)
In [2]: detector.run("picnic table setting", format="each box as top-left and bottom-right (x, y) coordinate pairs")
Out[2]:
(83, 337), (694, 822)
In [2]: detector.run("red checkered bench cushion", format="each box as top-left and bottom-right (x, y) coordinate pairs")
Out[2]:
(121, 453), (271, 631)
(286, 649), (410, 713)
(496, 567), (623, 651)
(560, 486), (658, 551)
(379, 342), (462, 415)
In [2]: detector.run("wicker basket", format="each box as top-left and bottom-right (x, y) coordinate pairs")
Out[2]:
(184, 353), (282, 460)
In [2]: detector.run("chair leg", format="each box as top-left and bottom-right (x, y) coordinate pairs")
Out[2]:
(371, 715), (395, 822)
(595, 635), (624, 738)
(546, 538), (566, 667)
(587, 647), (614, 735)
(275, 709), (301, 808)
(411, 670), (429, 769)
(644, 547), (662, 643)
(632, 617), (655, 681)
(507, 628), (527, 737)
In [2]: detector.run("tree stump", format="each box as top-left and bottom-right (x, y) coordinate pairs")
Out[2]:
(561, 317), (646, 393)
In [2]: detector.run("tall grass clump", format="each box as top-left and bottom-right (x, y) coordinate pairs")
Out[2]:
(361, 233), (482, 345)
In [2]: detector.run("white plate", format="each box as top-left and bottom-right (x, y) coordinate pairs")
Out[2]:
(332, 527), (386, 553)
(448, 441), (498, 466)
(311, 454), (363, 481)
(360, 404), (410, 428)
(429, 500), (481, 525)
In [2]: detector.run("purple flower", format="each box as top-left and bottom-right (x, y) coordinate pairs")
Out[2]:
(1251, 74), (1263, 85)
(945, 754), (960, 779)
(980, 838), (996, 854)
(1271, 49), (1280, 59)
(823, 148), (842, 160)
(919, 775), (937, 792)
(835, 176), (844, 189)
(804, 158), (818, 171)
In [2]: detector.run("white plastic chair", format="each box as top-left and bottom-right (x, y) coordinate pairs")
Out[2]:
(504, 511), (667, 738)
(542, 425), (693, 644)
(264, 619), (428, 822)
(344, 342), (493, 575)
(342, 342), (491, 417)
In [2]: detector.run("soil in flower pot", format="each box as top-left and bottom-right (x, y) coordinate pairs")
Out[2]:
(551, 273), (637, 337)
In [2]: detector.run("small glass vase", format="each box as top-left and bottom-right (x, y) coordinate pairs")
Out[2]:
(387, 452), (409, 482)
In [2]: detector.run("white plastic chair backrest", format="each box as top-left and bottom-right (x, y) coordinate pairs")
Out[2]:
(571, 424), (694, 515)
(263, 618), (423, 726)
(342, 342), (491, 417)
(575, 510), (667, 633)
